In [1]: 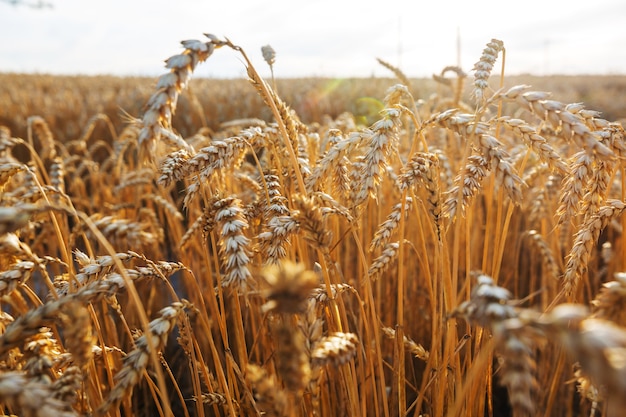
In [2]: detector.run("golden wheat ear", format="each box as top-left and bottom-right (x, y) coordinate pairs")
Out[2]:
(138, 34), (226, 162)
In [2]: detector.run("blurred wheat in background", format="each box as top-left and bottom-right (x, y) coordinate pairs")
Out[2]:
(0, 34), (626, 417)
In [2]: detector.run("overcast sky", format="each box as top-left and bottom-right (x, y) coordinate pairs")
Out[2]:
(2, 0), (626, 78)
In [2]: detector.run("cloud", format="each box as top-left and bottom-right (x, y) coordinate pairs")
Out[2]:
(1, 0), (624, 77)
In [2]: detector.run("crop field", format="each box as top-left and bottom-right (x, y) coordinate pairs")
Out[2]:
(1, 35), (626, 417)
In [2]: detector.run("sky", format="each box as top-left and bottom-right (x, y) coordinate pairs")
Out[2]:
(1, 0), (626, 79)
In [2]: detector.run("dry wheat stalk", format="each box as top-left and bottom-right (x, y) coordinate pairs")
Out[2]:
(383, 84), (414, 108)
(533, 304), (626, 417)
(21, 326), (61, 378)
(58, 301), (95, 370)
(476, 134), (525, 205)
(369, 197), (413, 252)
(0, 274), (129, 356)
(600, 122), (626, 156)
(113, 168), (154, 193)
(367, 241), (399, 282)
(579, 159), (614, 221)
(592, 272), (626, 325)
(51, 365), (82, 407)
(214, 196), (252, 291)
(563, 199), (626, 298)
(0, 162), (27, 190)
(246, 62), (306, 159)
(82, 214), (161, 250)
(138, 34), (226, 158)
(27, 116), (57, 161)
(498, 117), (569, 174)
(2, 255), (182, 359)
(196, 392), (228, 406)
(5, 32), (626, 417)
(143, 193), (184, 221)
(381, 326), (429, 361)
(178, 202), (217, 249)
(524, 230), (560, 283)
(453, 274), (538, 416)
(443, 154), (489, 219)
(309, 283), (356, 306)
(310, 191), (353, 223)
(54, 249), (136, 295)
(260, 261), (319, 314)
(306, 129), (360, 194)
(493, 321), (539, 417)
(398, 152), (443, 238)
(245, 363), (288, 417)
(97, 301), (190, 414)
(0, 371), (79, 417)
(263, 172), (290, 217)
(298, 298), (325, 414)
(255, 214), (299, 264)
(377, 58), (412, 90)
(261, 44), (277, 89)
(353, 107), (402, 207)
(472, 39), (504, 104)
(292, 194), (332, 252)
(0, 233), (37, 262)
(528, 188), (550, 226)
(0, 259), (39, 297)
(556, 150), (594, 225)
(48, 156), (66, 205)
(272, 319), (311, 395)
(261, 44), (276, 67)
(506, 91), (614, 158)
(311, 332), (359, 367)
(156, 148), (193, 187)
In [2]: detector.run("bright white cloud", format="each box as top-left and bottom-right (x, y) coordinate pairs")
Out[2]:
(1, 0), (625, 77)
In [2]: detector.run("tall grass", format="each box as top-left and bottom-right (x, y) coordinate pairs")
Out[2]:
(0, 34), (625, 417)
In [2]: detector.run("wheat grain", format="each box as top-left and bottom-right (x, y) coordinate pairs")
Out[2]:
(367, 241), (400, 282)
(245, 363), (288, 417)
(453, 274), (538, 416)
(27, 116), (57, 161)
(0, 371), (78, 417)
(398, 152), (442, 238)
(472, 39), (504, 104)
(377, 58), (412, 90)
(0, 260), (38, 297)
(256, 215), (298, 264)
(311, 332), (359, 367)
(292, 194), (332, 251)
(536, 304), (626, 416)
(381, 326), (429, 361)
(214, 196), (252, 291)
(370, 197), (413, 252)
(272, 319), (311, 395)
(98, 301), (189, 414)
(591, 272), (626, 325)
(443, 154), (489, 219)
(563, 200), (626, 297)
(354, 107), (402, 207)
(499, 117), (568, 174)
(138, 34), (225, 159)
(59, 301), (94, 370)
(260, 261), (319, 314)
(525, 230), (560, 283)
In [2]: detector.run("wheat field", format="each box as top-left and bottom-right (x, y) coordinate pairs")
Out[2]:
(1, 35), (626, 417)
